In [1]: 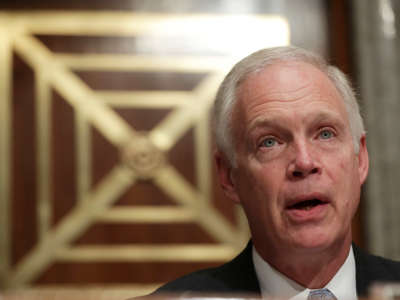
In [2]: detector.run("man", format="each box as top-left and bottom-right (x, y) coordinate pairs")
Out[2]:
(153, 46), (400, 299)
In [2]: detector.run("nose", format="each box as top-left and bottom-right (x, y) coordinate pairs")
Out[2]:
(287, 140), (320, 180)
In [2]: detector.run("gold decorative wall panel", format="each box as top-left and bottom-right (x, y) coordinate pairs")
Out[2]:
(0, 11), (289, 295)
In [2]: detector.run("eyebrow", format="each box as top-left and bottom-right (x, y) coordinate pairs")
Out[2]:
(248, 117), (286, 133)
(308, 110), (347, 129)
(248, 109), (346, 133)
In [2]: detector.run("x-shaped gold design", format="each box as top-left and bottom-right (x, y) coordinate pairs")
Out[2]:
(2, 26), (246, 289)
(0, 12), (289, 290)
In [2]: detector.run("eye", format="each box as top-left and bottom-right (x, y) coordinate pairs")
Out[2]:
(319, 129), (334, 140)
(260, 137), (277, 148)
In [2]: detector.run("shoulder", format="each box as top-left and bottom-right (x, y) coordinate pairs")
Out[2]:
(152, 242), (260, 295)
(154, 265), (234, 293)
(354, 244), (400, 296)
(354, 244), (400, 278)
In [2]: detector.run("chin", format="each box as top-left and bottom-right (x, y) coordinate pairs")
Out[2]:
(289, 230), (337, 252)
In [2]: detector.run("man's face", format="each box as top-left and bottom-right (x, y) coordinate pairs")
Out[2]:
(217, 61), (369, 258)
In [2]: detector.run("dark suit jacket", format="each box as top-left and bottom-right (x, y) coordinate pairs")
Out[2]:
(154, 242), (400, 297)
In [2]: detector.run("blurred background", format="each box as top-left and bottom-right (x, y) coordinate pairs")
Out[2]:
(1, 0), (400, 297)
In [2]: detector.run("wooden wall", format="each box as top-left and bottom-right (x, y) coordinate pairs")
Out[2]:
(0, 0), (360, 296)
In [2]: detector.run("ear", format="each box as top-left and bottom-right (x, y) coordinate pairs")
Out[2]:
(214, 150), (241, 204)
(357, 134), (369, 185)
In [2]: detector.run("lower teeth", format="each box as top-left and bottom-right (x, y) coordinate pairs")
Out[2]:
(303, 205), (317, 210)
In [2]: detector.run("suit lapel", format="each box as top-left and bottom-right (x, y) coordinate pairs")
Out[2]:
(353, 244), (371, 296)
(226, 241), (261, 293)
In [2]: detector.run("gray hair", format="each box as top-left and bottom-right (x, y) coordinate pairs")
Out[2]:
(213, 46), (365, 165)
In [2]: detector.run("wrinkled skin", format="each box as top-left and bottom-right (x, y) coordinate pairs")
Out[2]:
(215, 61), (369, 287)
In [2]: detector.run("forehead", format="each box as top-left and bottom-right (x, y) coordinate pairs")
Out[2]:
(234, 61), (348, 122)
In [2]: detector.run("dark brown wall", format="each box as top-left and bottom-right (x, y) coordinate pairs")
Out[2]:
(2, 0), (360, 290)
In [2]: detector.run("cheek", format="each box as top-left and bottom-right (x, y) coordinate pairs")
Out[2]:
(248, 167), (286, 219)
(237, 164), (279, 207)
(236, 157), (291, 224)
(334, 154), (361, 214)
(329, 147), (357, 180)
(251, 160), (284, 194)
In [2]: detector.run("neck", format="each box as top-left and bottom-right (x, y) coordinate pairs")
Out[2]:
(255, 237), (352, 288)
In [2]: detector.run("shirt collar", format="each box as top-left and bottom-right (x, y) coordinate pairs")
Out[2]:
(252, 245), (357, 300)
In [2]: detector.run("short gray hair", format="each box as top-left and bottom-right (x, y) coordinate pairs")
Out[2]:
(213, 46), (365, 165)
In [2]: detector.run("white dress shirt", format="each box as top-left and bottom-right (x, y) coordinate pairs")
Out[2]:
(253, 245), (357, 300)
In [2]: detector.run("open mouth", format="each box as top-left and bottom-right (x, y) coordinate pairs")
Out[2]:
(287, 198), (326, 210)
